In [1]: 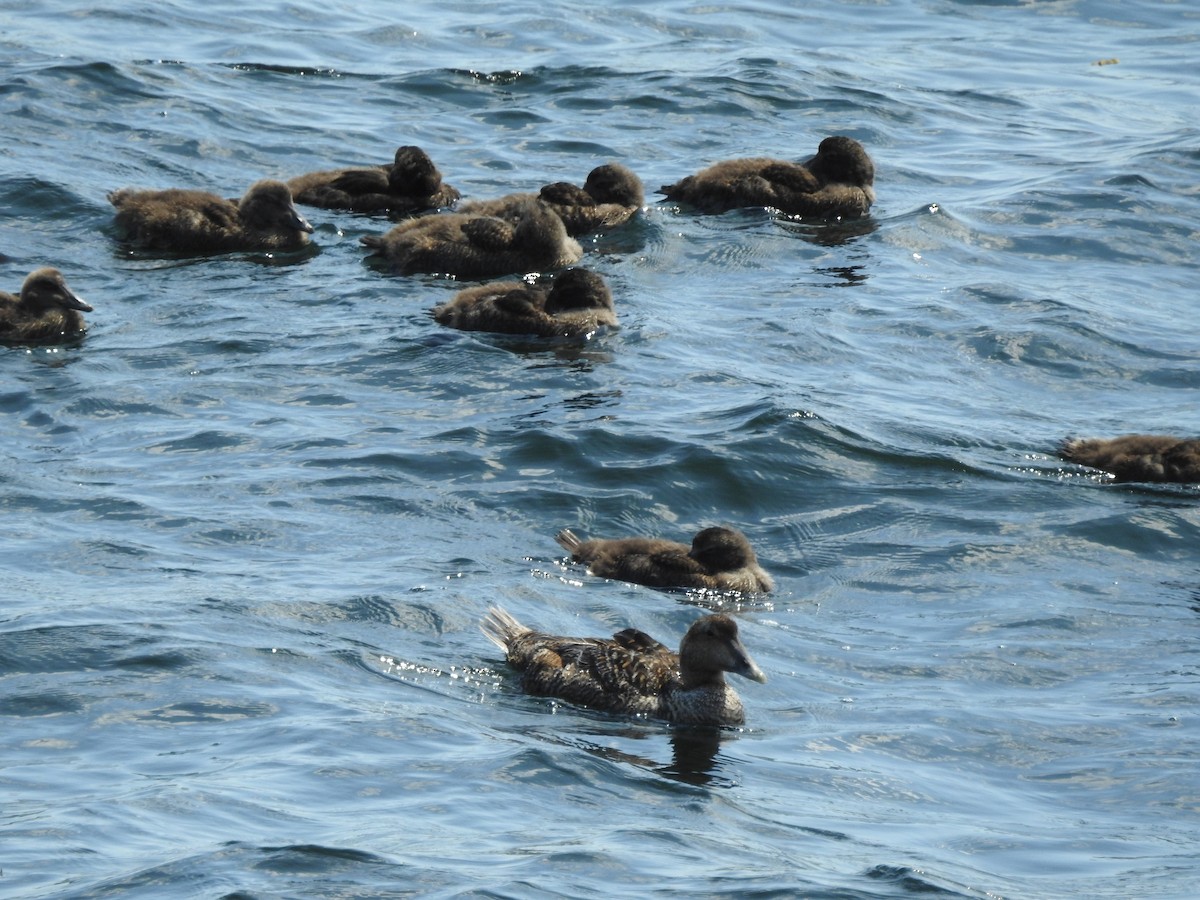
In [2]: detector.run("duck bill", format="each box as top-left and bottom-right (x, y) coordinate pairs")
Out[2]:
(62, 289), (93, 313)
(290, 206), (315, 234)
(732, 640), (767, 684)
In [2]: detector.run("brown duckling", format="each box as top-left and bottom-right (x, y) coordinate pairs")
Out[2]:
(109, 179), (313, 253)
(1059, 435), (1200, 484)
(286, 145), (460, 214)
(458, 163), (643, 236)
(660, 135), (875, 218)
(361, 200), (582, 278)
(481, 607), (767, 726)
(556, 525), (774, 593)
(0, 268), (92, 344)
(431, 267), (616, 337)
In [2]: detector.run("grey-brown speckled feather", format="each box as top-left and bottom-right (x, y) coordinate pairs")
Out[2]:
(660, 135), (874, 219)
(432, 268), (616, 337)
(0, 268), (92, 344)
(556, 525), (774, 592)
(287, 145), (460, 214)
(109, 180), (313, 253)
(457, 163), (643, 236)
(1059, 435), (1200, 484)
(360, 201), (582, 278)
(480, 607), (766, 726)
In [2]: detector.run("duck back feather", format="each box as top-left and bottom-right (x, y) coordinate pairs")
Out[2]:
(0, 268), (92, 344)
(287, 145), (460, 214)
(555, 525), (773, 592)
(109, 179), (313, 253)
(481, 607), (766, 726)
(660, 135), (874, 219)
(1059, 434), (1200, 483)
(432, 267), (616, 337)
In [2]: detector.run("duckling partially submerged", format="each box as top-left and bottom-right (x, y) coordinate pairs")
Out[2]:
(432, 267), (616, 337)
(481, 607), (767, 726)
(1059, 435), (1200, 484)
(458, 162), (643, 235)
(109, 179), (313, 253)
(660, 135), (875, 219)
(557, 525), (774, 593)
(287, 145), (460, 215)
(0, 268), (92, 344)
(361, 201), (582, 278)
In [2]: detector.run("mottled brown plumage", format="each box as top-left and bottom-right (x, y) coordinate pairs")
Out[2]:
(556, 525), (774, 593)
(480, 607), (767, 725)
(1059, 435), (1200, 484)
(109, 179), (313, 253)
(287, 145), (460, 214)
(457, 163), (643, 235)
(361, 201), (582, 278)
(432, 267), (616, 337)
(660, 135), (875, 218)
(0, 268), (92, 344)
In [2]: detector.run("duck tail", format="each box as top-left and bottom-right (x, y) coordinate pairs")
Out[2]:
(555, 528), (582, 553)
(480, 606), (527, 650)
(1058, 436), (1087, 462)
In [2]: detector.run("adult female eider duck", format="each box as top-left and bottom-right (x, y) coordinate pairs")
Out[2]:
(431, 267), (616, 337)
(360, 201), (582, 278)
(458, 163), (643, 236)
(286, 145), (460, 215)
(109, 179), (314, 253)
(480, 607), (767, 726)
(659, 135), (875, 218)
(556, 525), (774, 593)
(0, 268), (93, 344)
(1058, 435), (1200, 484)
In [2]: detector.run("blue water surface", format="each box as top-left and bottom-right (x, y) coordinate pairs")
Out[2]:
(2, 1), (1199, 897)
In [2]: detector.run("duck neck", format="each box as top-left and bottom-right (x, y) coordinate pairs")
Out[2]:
(679, 667), (725, 691)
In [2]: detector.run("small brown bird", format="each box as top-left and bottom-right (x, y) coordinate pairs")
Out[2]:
(109, 179), (313, 253)
(1059, 435), (1200, 484)
(0, 268), (92, 344)
(287, 145), (460, 215)
(361, 200), (582, 278)
(556, 525), (774, 593)
(458, 162), (643, 235)
(481, 607), (767, 726)
(431, 267), (616, 337)
(660, 135), (875, 218)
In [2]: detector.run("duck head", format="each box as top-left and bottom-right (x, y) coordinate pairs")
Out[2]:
(678, 614), (767, 688)
(804, 136), (875, 188)
(512, 201), (570, 248)
(238, 180), (314, 234)
(688, 526), (756, 573)
(584, 163), (644, 207)
(389, 145), (443, 195)
(20, 268), (92, 313)
(543, 268), (613, 314)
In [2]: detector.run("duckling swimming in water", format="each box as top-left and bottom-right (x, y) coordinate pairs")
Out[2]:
(0, 268), (92, 344)
(659, 135), (875, 219)
(432, 267), (616, 337)
(480, 607), (767, 726)
(458, 162), (643, 236)
(109, 179), (314, 253)
(361, 200), (582, 278)
(1059, 435), (1200, 483)
(556, 525), (774, 593)
(287, 145), (460, 215)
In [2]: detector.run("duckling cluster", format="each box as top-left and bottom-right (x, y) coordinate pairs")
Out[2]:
(8, 134), (1193, 726)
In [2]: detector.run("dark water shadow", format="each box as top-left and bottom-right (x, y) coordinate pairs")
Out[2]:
(527, 719), (743, 789)
(774, 212), (879, 247)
